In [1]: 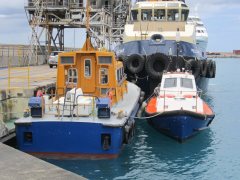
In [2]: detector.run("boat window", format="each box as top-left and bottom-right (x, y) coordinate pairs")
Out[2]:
(68, 68), (78, 83)
(167, 9), (179, 21)
(131, 10), (138, 21)
(101, 88), (109, 95)
(181, 78), (193, 89)
(181, 9), (189, 21)
(84, 59), (91, 77)
(98, 56), (112, 64)
(164, 78), (177, 88)
(61, 56), (74, 64)
(154, 9), (166, 21)
(100, 68), (108, 84)
(141, 9), (152, 21)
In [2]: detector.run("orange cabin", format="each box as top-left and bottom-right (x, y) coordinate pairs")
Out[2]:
(56, 39), (127, 105)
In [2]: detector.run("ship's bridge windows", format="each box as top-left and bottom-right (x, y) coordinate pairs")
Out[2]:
(131, 10), (138, 21)
(180, 78), (193, 89)
(154, 9), (166, 21)
(98, 56), (112, 64)
(141, 9), (152, 21)
(100, 68), (109, 85)
(84, 59), (91, 77)
(164, 78), (177, 88)
(181, 9), (189, 21)
(67, 68), (78, 83)
(167, 9), (179, 21)
(116, 67), (124, 83)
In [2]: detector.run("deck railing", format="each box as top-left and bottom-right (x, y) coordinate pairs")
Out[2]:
(159, 89), (202, 112)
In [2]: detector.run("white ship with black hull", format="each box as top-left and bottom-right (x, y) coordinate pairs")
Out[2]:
(115, 0), (216, 95)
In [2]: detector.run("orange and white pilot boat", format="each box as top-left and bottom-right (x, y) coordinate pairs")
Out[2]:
(145, 70), (215, 142)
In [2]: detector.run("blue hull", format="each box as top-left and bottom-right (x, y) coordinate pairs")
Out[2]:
(147, 111), (214, 142)
(16, 122), (124, 159)
(15, 102), (139, 159)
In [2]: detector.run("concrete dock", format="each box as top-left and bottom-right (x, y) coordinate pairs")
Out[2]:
(0, 143), (85, 180)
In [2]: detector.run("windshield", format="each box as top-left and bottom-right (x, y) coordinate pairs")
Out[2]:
(164, 78), (177, 88)
(181, 78), (193, 89)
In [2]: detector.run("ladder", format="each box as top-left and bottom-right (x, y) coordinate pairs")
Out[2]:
(61, 84), (78, 118)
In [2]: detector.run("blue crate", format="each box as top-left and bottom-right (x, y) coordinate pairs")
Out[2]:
(96, 98), (110, 108)
(28, 97), (42, 108)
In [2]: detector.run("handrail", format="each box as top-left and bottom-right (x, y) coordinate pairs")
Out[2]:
(159, 89), (202, 112)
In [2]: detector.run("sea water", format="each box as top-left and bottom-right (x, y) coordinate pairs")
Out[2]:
(48, 58), (240, 179)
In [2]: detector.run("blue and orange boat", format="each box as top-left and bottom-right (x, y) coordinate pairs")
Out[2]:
(145, 71), (215, 142)
(14, 2), (141, 159)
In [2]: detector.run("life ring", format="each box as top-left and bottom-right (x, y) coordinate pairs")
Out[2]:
(185, 59), (200, 78)
(126, 54), (145, 74)
(206, 60), (214, 78)
(200, 60), (208, 77)
(145, 53), (169, 79)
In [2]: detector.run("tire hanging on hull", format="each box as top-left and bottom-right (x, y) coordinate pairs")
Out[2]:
(185, 59), (200, 78)
(145, 53), (169, 80)
(126, 54), (145, 74)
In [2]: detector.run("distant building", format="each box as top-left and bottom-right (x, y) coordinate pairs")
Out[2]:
(233, 50), (240, 55)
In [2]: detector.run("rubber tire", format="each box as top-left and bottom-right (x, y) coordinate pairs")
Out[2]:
(200, 60), (208, 77)
(206, 60), (214, 78)
(126, 54), (145, 74)
(185, 59), (200, 78)
(174, 56), (185, 71)
(212, 61), (216, 78)
(145, 53), (169, 80)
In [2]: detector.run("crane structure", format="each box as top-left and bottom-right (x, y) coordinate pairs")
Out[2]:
(25, 0), (130, 60)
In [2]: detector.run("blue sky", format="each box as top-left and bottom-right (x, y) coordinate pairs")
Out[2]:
(0, 0), (239, 52)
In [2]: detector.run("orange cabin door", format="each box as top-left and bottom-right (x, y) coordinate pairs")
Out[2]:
(81, 56), (96, 93)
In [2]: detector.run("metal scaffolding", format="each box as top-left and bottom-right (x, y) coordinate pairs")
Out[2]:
(24, 0), (130, 57)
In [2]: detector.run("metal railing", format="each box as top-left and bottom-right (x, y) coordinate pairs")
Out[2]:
(158, 89), (202, 112)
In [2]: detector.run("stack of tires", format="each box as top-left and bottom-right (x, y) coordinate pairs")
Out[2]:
(120, 54), (216, 80)
(185, 59), (216, 79)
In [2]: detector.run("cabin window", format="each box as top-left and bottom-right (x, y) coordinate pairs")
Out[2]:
(167, 9), (179, 21)
(131, 10), (138, 21)
(100, 68), (108, 84)
(164, 78), (177, 88)
(181, 78), (193, 89)
(84, 59), (91, 77)
(61, 56), (74, 64)
(154, 9), (166, 21)
(101, 88), (109, 95)
(181, 9), (189, 21)
(141, 9), (152, 21)
(98, 56), (112, 64)
(68, 68), (78, 83)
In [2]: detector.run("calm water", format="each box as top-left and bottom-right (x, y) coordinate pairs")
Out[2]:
(48, 58), (240, 179)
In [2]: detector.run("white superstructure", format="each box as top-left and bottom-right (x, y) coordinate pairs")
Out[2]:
(124, 0), (196, 44)
(187, 16), (208, 57)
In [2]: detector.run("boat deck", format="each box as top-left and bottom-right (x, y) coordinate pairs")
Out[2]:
(15, 83), (140, 127)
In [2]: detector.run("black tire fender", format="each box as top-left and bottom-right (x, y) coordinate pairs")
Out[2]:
(126, 54), (145, 74)
(200, 60), (208, 77)
(185, 59), (201, 78)
(145, 53), (169, 79)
